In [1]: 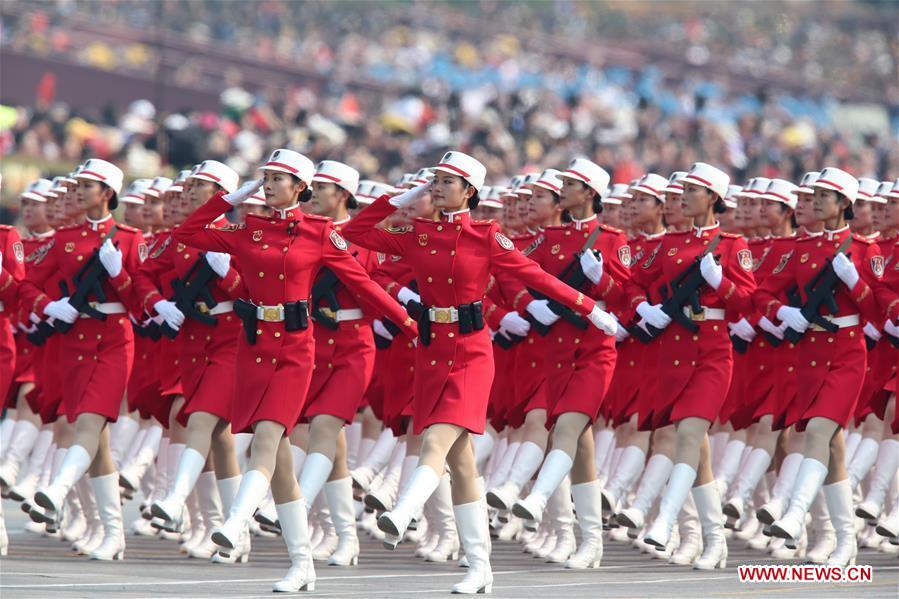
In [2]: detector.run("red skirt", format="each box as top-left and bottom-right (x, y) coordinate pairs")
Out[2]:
(413, 325), (493, 436)
(608, 336), (643, 426)
(362, 350), (388, 421)
(383, 337), (416, 436)
(488, 341), (517, 431)
(177, 314), (240, 426)
(652, 321), (733, 429)
(34, 337), (62, 424)
(854, 341), (896, 425)
(158, 336), (183, 397)
(231, 321), (315, 434)
(302, 321), (375, 424)
(127, 333), (160, 415)
(544, 321), (617, 429)
(13, 333), (36, 384)
(0, 319), (15, 404)
(793, 327), (866, 431)
(59, 316), (134, 423)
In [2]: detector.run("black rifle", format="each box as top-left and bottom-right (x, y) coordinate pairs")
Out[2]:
(310, 267), (342, 331)
(782, 237), (852, 344)
(160, 254), (220, 338)
(629, 234), (722, 343)
(526, 226), (602, 336)
(55, 226), (119, 334)
(26, 320), (56, 346)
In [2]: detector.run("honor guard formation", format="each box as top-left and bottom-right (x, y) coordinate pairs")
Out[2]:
(2, 151), (899, 595)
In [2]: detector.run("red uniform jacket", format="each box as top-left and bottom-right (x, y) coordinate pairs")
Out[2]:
(18, 216), (145, 422)
(342, 195), (599, 435)
(754, 226), (883, 429)
(624, 223), (757, 428)
(173, 193), (417, 434)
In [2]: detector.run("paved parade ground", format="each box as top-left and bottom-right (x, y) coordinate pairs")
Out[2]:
(2, 500), (896, 599)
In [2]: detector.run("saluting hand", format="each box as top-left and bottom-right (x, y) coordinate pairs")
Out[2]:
(99, 239), (123, 277)
(223, 179), (263, 206)
(388, 183), (431, 208)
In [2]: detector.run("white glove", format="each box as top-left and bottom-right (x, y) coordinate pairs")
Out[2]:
(205, 251), (231, 278)
(373, 319), (394, 341)
(588, 305), (617, 336)
(154, 299), (185, 330)
(777, 305), (809, 333)
(636, 301), (671, 330)
(758, 316), (784, 340)
(612, 314), (629, 342)
(884, 319), (899, 338)
(728, 317), (756, 343)
(223, 178), (263, 206)
(699, 253), (723, 290)
(580, 250), (603, 285)
(499, 311), (531, 337)
(526, 299), (560, 326)
(397, 286), (421, 306)
(864, 322), (882, 341)
(388, 183), (430, 208)
(832, 253), (859, 291)
(44, 298), (78, 324)
(98, 239), (123, 277)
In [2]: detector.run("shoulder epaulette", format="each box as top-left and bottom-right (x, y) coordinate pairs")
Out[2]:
(599, 223), (624, 234)
(471, 219), (494, 227)
(720, 231), (743, 239)
(115, 223), (141, 234)
(852, 234), (875, 245)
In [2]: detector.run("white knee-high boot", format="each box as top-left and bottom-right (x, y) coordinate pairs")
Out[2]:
(513, 450), (573, 523)
(451, 501), (493, 594)
(272, 499), (316, 592)
(643, 463), (696, 549)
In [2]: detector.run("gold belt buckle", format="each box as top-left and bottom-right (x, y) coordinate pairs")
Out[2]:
(320, 307), (336, 319)
(810, 323), (825, 332)
(196, 302), (210, 314)
(262, 305), (282, 322)
(690, 309), (706, 322)
(433, 308), (452, 324)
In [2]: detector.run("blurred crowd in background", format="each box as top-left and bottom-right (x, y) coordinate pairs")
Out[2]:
(1, 0), (898, 218)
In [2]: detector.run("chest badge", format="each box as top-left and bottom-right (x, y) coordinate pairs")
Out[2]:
(176, 243), (186, 253)
(65, 241), (76, 253)
(252, 230), (263, 242)
(667, 247), (678, 257)
(799, 252), (809, 264)
(418, 234), (429, 247)
(551, 243), (561, 255)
